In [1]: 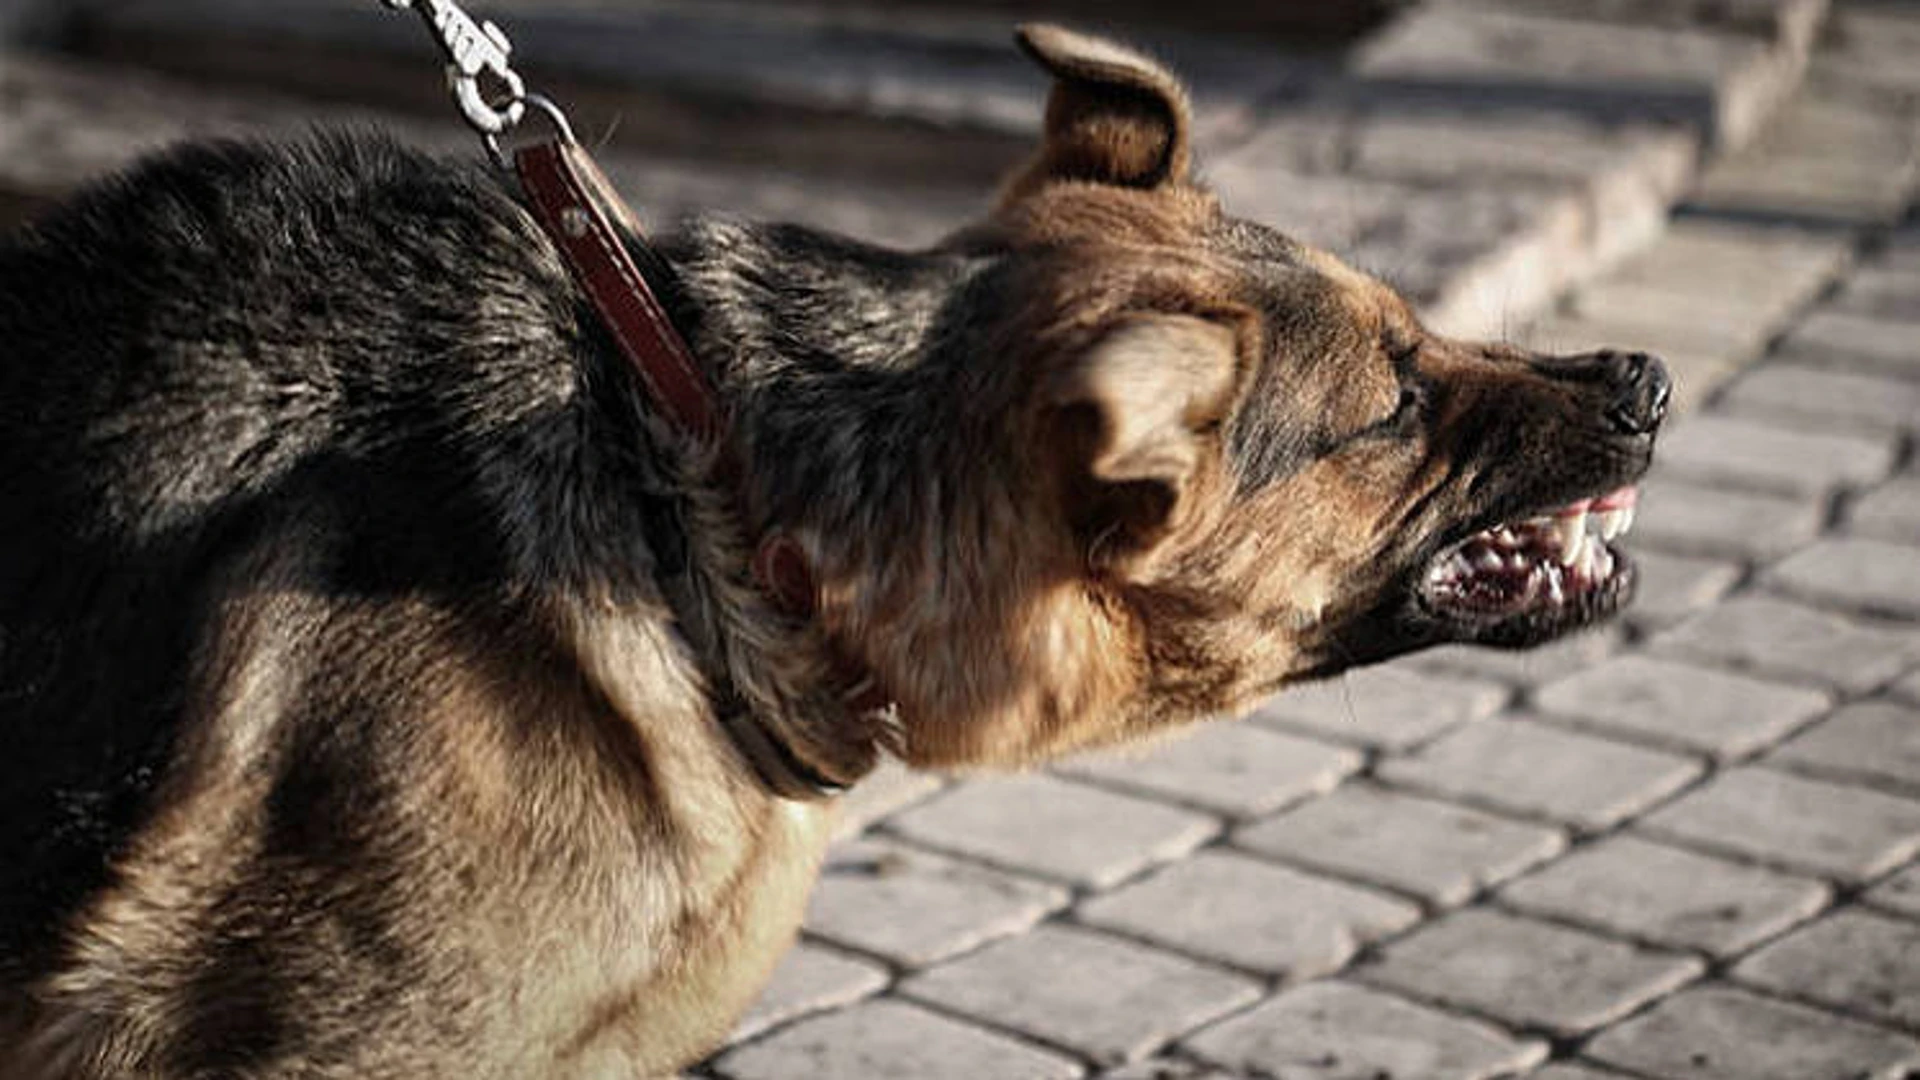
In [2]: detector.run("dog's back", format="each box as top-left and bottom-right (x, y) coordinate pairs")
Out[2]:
(0, 134), (778, 1077)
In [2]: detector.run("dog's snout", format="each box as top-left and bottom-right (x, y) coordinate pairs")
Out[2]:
(1602, 351), (1671, 436)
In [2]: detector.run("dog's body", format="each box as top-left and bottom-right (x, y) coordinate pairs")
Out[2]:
(0, 26), (1667, 1078)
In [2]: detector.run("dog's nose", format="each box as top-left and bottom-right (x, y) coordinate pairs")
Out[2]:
(1604, 351), (1671, 435)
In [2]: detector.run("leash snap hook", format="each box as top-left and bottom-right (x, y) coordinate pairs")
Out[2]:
(381, 0), (527, 140)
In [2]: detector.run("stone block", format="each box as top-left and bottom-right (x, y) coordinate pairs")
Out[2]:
(1182, 980), (1548, 1080)
(1077, 850), (1420, 979)
(1719, 364), (1920, 433)
(1376, 715), (1703, 831)
(1353, 7), (1791, 146)
(1632, 474), (1825, 562)
(1657, 595), (1920, 693)
(1056, 721), (1361, 820)
(898, 924), (1260, 1066)
(712, 997), (1081, 1080)
(1848, 475), (1920, 544)
(1652, 413), (1898, 497)
(1735, 909), (1920, 1029)
(1234, 783), (1567, 906)
(1768, 700), (1920, 796)
(1623, 548), (1743, 631)
(1356, 909), (1704, 1037)
(1777, 310), (1920, 381)
(1586, 983), (1920, 1080)
(1499, 833), (1831, 955)
(1865, 862), (1920, 920)
(1639, 766), (1920, 882)
(1249, 664), (1511, 753)
(885, 774), (1218, 889)
(1769, 538), (1920, 620)
(806, 838), (1069, 968)
(1534, 654), (1831, 760)
(1834, 265), (1920, 322)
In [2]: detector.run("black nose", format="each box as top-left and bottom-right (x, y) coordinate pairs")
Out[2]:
(1604, 351), (1671, 435)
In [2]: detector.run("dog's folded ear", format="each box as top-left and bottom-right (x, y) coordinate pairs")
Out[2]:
(1007, 23), (1193, 197)
(1051, 315), (1242, 566)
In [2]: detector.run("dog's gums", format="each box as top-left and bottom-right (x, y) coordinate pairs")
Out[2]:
(1420, 485), (1639, 643)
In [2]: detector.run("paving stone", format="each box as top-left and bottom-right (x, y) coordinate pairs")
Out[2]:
(1623, 548), (1744, 631)
(835, 759), (946, 840)
(712, 997), (1082, 1080)
(1848, 475), (1920, 544)
(1586, 983), (1920, 1080)
(1835, 264), (1920, 321)
(1735, 909), (1920, 1029)
(1570, 219), (1850, 333)
(1720, 364), (1920, 432)
(1356, 909), (1705, 1037)
(1897, 668), (1920, 706)
(1413, 626), (1621, 688)
(1056, 722), (1361, 820)
(899, 924), (1259, 1066)
(1078, 850), (1420, 979)
(1182, 980), (1548, 1080)
(1534, 655), (1832, 760)
(1652, 413), (1898, 497)
(1777, 310), (1920, 381)
(1631, 474), (1825, 562)
(1234, 783), (1567, 907)
(1691, 137), (1920, 225)
(1353, 7), (1788, 147)
(1657, 595), (1920, 693)
(1864, 862), (1920, 920)
(1499, 833), (1831, 955)
(728, 941), (891, 1043)
(1376, 716), (1703, 831)
(1249, 665), (1510, 752)
(885, 774), (1218, 890)
(1768, 700), (1920, 797)
(1639, 766), (1920, 882)
(805, 838), (1070, 968)
(1429, 0), (1828, 43)
(1770, 538), (1920, 620)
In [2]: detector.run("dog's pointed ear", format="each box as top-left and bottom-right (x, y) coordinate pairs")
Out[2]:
(1008, 23), (1193, 196)
(1052, 315), (1242, 565)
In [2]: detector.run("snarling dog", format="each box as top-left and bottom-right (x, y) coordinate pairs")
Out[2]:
(0, 23), (1668, 1079)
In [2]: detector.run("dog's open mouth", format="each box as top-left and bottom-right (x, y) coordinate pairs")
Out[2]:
(1419, 486), (1639, 645)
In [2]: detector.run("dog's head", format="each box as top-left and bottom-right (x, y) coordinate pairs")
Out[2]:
(816, 26), (1667, 768)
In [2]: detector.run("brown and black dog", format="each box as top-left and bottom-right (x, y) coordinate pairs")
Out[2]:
(0, 24), (1667, 1079)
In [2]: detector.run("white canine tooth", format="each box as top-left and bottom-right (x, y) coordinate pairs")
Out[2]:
(1597, 507), (1628, 540)
(1473, 549), (1504, 573)
(1553, 516), (1585, 565)
(1617, 505), (1635, 536)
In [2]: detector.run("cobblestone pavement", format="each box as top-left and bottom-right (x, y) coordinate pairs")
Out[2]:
(695, 7), (1920, 1079)
(5, 0), (1920, 1077)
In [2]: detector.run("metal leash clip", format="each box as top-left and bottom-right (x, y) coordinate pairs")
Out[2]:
(381, 0), (576, 163)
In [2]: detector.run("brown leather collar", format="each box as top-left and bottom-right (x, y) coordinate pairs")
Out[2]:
(513, 138), (882, 798)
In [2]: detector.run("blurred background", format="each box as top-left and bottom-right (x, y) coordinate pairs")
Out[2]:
(4, 2), (1920, 1078)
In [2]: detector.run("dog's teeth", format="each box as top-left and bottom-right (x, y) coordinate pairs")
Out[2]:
(1616, 505), (1635, 536)
(1596, 507), (1629, 540)
(1552, 515), (1586, 566)
(1472, 548), (1504, 573)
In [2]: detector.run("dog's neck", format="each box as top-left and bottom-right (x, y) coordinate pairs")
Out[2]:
(635, 219), (1000, 790)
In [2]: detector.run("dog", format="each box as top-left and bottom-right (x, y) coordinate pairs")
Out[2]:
(0, 23), (1668, 1079)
